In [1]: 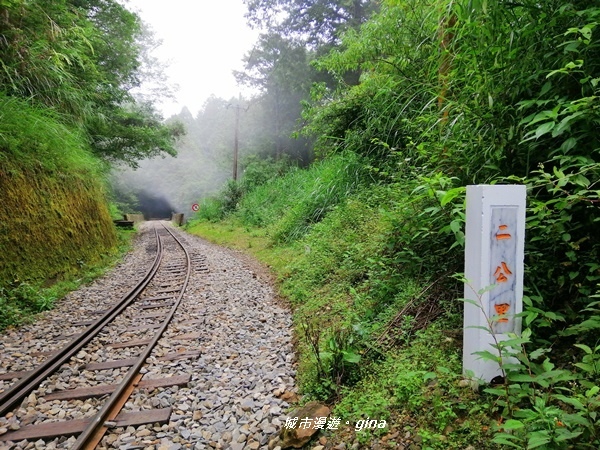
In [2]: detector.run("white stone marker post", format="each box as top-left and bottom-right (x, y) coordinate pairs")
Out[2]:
(463, 185), (526, 382)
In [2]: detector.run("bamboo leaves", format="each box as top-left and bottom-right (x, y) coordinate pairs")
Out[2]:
(0, 0), (180, 165)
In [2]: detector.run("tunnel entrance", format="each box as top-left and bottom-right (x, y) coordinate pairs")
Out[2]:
(137, 191), (174, 220)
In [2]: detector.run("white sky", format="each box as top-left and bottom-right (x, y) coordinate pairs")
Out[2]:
(122, 0), (259, 117)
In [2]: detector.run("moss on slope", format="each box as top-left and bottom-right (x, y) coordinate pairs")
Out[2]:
(0, 95), (117, 285)
(0, 165), (116, 283)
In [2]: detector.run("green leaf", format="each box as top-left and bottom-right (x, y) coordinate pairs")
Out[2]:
(525, 311), (540, 326)
(586, 386), (600, 397)
(423, 371), (437, 381)
(560, 137), (577, 152)
(514, 409), (538, 420)
(508, 373), (536, 383)
(503, 419), (525, 430)
(562, 413), (591, 426)
(534, 121), (555, 140)
(342, 351), (361, 364)
(477, 284), (498, 295)
(542, 358), (555, 372)
(501, 337), (530, 347)
(554, 429), (582, 442)
(463, 298), (484, 308)
(527, 432), (552, 449)
(529, 347), (549, 360)
(319, 351), (332, 360)
(440, 187), (464, 206)
(492, 435), (522, 448)
(554, 394), (585, 410)
(474, 350), (501, 362)
(573, 174), (590, 187)
(450, 219), (462, 233)
(574, 343), (593, 354)
(484, 387), (507, 396)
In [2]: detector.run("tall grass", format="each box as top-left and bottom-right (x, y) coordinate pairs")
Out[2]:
(237, 152), (370, 242)
(0, 94), (104, 176)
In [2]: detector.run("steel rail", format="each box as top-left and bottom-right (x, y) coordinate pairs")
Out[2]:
(0, 227), (163, 418)
(73, 222), (192, 449)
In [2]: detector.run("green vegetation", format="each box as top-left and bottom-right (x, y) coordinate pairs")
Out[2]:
(1, 0), (598, 446)
(0, 228), (135, 331)
(0, 1), (180, 325)
(0, 96), (140, 331)
(0, 0), (183, 167)
(187, 0), (600, 448)
(0, 95), (117, 282)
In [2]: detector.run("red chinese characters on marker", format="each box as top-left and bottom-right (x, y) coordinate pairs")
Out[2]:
(494, 224), (514, 285)
(495, 224), (511, 240)
(494, 261), (512, 283)
(489, 210), (518, 333)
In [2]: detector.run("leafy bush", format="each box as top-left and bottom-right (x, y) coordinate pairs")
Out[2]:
(221, 180), (245, 213)
(240, 155), (294, 191)
(269, 153), (368, 242)
(195, 197), (226, 222)
(0, 283), (56, 330)
(465, 296), (600, 449)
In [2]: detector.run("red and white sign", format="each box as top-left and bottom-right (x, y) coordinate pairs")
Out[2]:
(191, 203), (199, 212)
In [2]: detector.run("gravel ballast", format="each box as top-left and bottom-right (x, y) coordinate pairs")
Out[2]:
(0, 222), (297, 450)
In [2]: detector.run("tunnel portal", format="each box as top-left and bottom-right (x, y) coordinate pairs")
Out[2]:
(137, 191), (174, 220)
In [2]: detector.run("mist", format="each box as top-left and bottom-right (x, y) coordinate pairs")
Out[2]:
(110, 98), (242, 219)
(110, 92), (313, 220)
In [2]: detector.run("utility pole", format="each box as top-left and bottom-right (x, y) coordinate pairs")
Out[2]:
(233, 95), (240, 181)
(229, 94), (248, 181)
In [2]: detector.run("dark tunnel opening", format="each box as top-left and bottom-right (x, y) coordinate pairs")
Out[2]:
(137, 191), (174, 220)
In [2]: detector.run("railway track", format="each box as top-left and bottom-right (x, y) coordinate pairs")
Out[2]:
(0, 222), (203, 448)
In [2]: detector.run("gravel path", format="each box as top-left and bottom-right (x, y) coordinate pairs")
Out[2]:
(0, 223), (297, 449)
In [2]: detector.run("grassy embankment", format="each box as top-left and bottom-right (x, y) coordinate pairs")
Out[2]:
(0, 95), (129, 330)
(186, 155), (493, 449)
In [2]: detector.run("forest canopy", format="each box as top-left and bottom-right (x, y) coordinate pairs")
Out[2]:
(0, 0), (182, 167)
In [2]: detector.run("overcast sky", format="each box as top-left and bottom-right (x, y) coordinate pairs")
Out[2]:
(122, 0), (259, 117)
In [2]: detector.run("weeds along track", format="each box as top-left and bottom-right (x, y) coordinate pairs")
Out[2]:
(0, 221), (209, 448)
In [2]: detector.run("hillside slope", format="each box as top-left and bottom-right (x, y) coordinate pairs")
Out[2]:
(0, 97), (116, 288)
(0, 164), (116, 284)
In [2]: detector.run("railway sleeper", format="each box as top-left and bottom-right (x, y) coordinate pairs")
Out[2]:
(0, 407), (172, 442)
